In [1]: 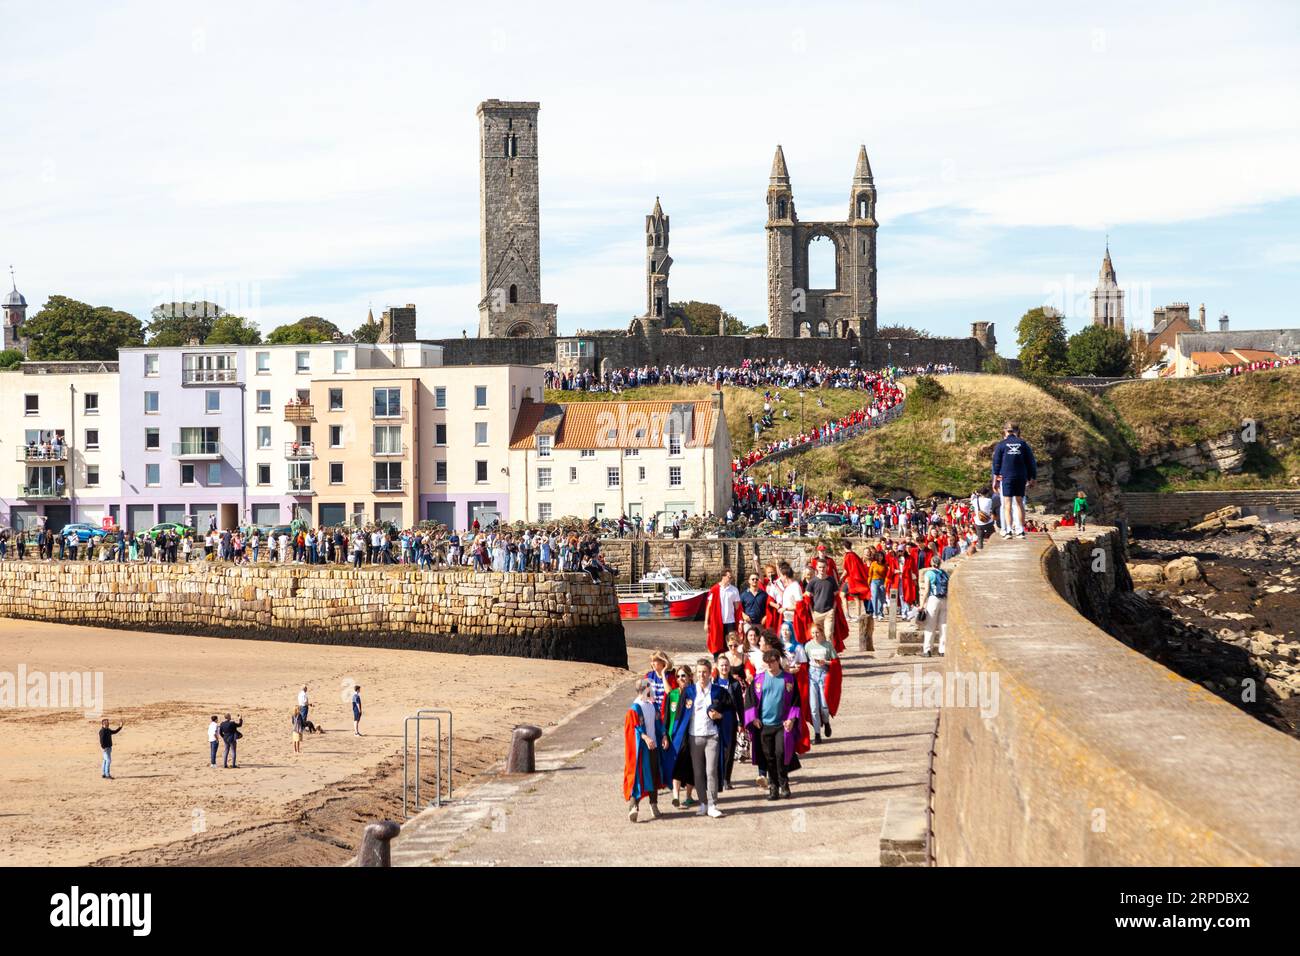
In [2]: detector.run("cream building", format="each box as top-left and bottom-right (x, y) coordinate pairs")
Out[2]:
(508, 394), (731, 525)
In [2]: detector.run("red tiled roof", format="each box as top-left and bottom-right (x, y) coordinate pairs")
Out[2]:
(509, 398), (720, 451)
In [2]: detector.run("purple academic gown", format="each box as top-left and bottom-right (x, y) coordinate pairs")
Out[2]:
(743, 670), (801, 767)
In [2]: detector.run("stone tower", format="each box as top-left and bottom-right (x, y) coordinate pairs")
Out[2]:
(766, 145), (877, 339)
(379, 304), (417, 344)
(645, 197), (671, 321)
(3, 268), (27, 355)
(1090, 243), (1125, 332)
(476, 99), (557, 338)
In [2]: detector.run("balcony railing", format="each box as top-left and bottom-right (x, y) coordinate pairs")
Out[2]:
(370, 407), (408, 422)
(371, 443), (407, 457)
(285, 403), (316, 424)
(372, 478), (406, 493)
(18, 483), (68, 499)
(172, 441), (222, 459)
(181, 368), (238, 385)
(287, 476), (316, 495)
(285, 441), (316, 459)
(16, 445), (69, 462)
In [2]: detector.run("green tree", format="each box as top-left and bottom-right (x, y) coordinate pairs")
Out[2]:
(352, 314), (382, 344)
(1016, 307), (1069, 379)
(1066, 325), (1132, 376)
(666, 301), (761, 336)
(266, 316), (340, 344)
(981, 354), (1011, 375)
(22, 295), (144, 361)
(205, 313), (263, 345)
(145, 301), (225, 346)
(0, 348), (24, 369)
(877, 323), (932, 339)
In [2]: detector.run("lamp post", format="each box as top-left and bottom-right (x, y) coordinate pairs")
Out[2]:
(799, 389), (805, 435)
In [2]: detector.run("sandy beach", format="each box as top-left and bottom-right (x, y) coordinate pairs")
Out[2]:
(0, 618), (627, 866)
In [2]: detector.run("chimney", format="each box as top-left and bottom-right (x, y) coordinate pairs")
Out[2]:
(711, 389), (723, 412)
(1219, 313), (1229, 332)
(1198, 303), (1206, 330)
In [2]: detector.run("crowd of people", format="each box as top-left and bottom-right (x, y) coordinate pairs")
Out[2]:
(1221, 355), (1300, 376)
(546, 358), (959, 394)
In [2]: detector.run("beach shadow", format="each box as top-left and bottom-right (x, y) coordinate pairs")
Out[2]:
(826, 747), (913, 757)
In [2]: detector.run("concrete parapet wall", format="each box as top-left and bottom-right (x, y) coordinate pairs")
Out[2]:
(1122, 489), (1300, 526)
(932, 528), (1300, 865)
(0, 562), (627, 667)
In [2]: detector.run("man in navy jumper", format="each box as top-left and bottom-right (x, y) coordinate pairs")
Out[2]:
(991, 421), (1037, 539)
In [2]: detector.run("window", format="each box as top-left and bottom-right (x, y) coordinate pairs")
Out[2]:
(329, 425), (342, 448)
(434, 387), (446, 409)
(537, 435), (552, 458)
(255, 351), (270, 374)
(256, 390), (270, 412)
(181, 463), (196, 485)
(145, 428), (160, 450)
(474, 386), (487, 408)
(144, 391), (159, 414)
(475, 460), (488, 483)
(206, 390), (220, 413)
(580, 449), (596, 459)
(537, 467), (552, 489)
(333, 350), (347, 374)
(329, 462), (344, 484)
(329, 388), (343, 411)
(295, 351), (310, 373)
(624, 447), (638, 457)
(669, 466), (682, 487)
(475, 422), (488, 445)
(145, 463), (160, 486)
(569, 466), (578, 482)
(373, 387), (401, 418)
(85, 429), (99, 450)
(257, 463), (271, 485)
(638, 466), (646, 482)
(144, 354), (159, 376)
(668, 434), (682, 456)
(207, 463), (222, 485)
(373, 461), (403, 491)
(435, 423), (447, 446)
(607, 467), (620, 488)
(257, 426), (271, 449)
(435, 460), (448, 483)
(538, 502), (552, 522)
(84, 393), (99, 415)
(373, 425), (402, 455)
(24, 394), (37, 415)
(86, 465), (99, 487)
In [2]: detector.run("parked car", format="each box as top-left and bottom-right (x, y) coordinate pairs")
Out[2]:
(60, 522), (107, 543)
(143, 521), (189, 541)
(809, 512), (849, 526)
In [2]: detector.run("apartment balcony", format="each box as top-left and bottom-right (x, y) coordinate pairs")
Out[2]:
(371, 443), (407, 457)
(181, 368), (238, 386)
(284, 403), (316, 424)
(16, 445), (69, 462)
(372, 478), (407, 494)
(18, 483), (68, 499)
(287, 476), (316, 496)
(285, 441), (316, 459)
(370, 408), (408, 423)
(172, 441), (223, 460)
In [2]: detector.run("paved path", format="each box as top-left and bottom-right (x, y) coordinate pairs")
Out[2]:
(392, 622), (940, 866)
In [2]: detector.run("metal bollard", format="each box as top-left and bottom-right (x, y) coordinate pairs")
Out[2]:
(506, 724), (543, 774)
(356, 820), (401, 867)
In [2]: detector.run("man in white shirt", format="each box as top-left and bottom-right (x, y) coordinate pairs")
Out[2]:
(207, 715), (220, 767)
(777, 561), (803, 642)
(297, 686), (309, 726)
(971, 488), (995, 549)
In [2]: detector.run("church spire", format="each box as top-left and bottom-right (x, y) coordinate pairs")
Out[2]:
(651, 195), (665, 219)
(769, 145), (790, 186)
(852, 144), (873, 185)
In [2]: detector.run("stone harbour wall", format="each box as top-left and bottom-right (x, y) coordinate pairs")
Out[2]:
(0, 562), (627, 668)
(1122, 489), (1300, 527)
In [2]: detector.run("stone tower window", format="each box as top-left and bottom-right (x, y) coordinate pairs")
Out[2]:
(777, 199), (787, 218)
(858, 197), (868, 218)
(655, 296), (663, 317)
(509, 284), (518, 304)
(505, 134), (518, 158)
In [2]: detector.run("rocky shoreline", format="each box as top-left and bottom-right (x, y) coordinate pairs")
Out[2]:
(1118, 510), (1300, 738)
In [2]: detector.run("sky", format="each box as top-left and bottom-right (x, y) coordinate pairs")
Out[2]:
(2, 0), (1299, 354)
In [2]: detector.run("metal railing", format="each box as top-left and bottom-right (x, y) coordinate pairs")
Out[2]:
(18, 483), (67, 499)
(402, 708), (453, 817)
(16, 446), (68, 462)
(371, 443), (406, 457)
(371, 407), (407, 422)
(172, 441), (222, 457)
(181, 367), (237, 385)
(372, 478), (407, 493)
(284, 441), (315, 459)
(926, 710), (940, 867)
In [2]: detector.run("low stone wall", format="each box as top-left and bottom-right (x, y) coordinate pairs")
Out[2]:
(1122, 489), (1300, 527)
(600, 537), (844, 589)
(932, 529), (1300, 865)
(0, 562), (627, 668)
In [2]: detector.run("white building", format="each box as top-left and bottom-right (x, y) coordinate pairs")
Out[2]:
(507, 394), (732, 525)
